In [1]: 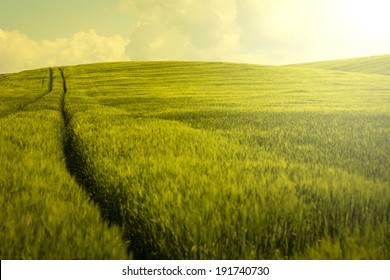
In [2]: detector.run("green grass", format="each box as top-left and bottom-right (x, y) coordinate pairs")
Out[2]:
(62, 61), (389, 259)
(1, 58), (389, 259)
(0, 68), (129, 259)
(288, 54), (390, 76)
(0, 68), (52, 116)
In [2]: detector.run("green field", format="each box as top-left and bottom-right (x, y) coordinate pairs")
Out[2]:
(1, 56), (389, 259)
(288, 54), (390, 76)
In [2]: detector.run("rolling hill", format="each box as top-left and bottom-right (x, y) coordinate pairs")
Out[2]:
(287, 54), (390, 75)
(1, 57), (389, 260)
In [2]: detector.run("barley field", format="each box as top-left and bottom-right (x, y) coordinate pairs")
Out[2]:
(1, 56), (389, 259)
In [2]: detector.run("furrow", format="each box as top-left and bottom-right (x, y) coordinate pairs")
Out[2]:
(58, 67), (132, 255)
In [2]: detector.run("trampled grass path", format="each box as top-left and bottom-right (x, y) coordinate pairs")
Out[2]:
(58, 67), (132, 257)
(58, 67), (131, 233)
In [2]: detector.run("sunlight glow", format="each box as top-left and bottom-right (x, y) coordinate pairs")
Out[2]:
(341, 0), (390, 35)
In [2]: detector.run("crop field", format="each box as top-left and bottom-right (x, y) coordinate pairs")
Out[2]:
(289, 54), (390, 76)
(0, 68), (128, 259)
(1, 56), (389, 259)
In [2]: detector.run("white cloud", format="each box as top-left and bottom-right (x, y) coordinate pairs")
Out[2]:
(120, 0), (390, 65)
(2, 0), (390, 73)
(123, 0), (239, 61)
(0, 28), (129, 73)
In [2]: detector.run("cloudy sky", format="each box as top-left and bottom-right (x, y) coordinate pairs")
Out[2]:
(1, 0), (390, 73)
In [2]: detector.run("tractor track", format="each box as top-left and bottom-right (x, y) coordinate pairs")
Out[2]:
(59, 66), (123, 222)
(57, 68), (174, 259)
(58, 67), (134, 256)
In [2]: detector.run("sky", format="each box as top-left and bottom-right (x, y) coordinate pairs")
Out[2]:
(1, 0), (390, 73)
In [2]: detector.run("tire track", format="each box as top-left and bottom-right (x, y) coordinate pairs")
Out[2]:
(57, 68), (171, 259)
(0, 68), (53, 118)
(58, 67), (133, 256)
(58, 67), (67, 94)
(58, 68), (68, 126)
(59, 66), (120, 219)
(59, 67), (73, 173)
(59, 67), (73, 177)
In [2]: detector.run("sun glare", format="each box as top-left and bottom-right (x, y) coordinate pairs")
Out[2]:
(341, 0), (390, 35)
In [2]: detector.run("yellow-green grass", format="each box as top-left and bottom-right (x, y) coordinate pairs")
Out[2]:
(0, 68), (129, 259)
(61, 61), (390, 259)
(288, 54), (390, 76)
(0, 68), (52, 116)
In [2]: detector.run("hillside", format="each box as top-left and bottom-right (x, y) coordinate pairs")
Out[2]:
(1, 60), (389, 259)
(287, 54), (390, 75)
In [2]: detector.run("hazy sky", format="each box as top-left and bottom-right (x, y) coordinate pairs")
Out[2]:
(1, 0), (390, 73)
